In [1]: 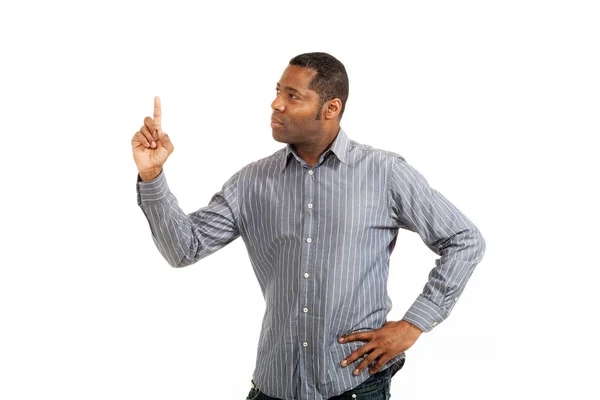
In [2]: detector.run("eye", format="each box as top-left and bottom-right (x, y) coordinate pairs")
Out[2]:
(289, 93), (300, 100)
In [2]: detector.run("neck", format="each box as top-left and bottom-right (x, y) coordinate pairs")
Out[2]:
(294, 126), (340, 167)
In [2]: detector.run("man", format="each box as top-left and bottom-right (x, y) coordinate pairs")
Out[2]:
(132, 52), (485, 400)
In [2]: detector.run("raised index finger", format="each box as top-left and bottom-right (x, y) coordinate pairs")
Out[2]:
(153, 96), (162, 129)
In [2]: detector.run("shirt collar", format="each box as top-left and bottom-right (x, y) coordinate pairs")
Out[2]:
(281, 128), (350, 171)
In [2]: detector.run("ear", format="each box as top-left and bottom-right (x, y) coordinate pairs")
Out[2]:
(324, 98), (343, 120)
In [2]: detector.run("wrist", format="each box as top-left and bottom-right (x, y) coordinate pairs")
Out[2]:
(139, 168), (162, 181)
(399, 320), (423, 336)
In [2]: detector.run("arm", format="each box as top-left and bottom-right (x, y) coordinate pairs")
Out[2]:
(388, 156), (486, 332)
(137, 171), (240, 268)
(339, 155), (485, 375)
(132, 97), (240, 267)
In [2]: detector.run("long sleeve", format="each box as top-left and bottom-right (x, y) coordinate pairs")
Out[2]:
(388, 156), (486, 332)
(136, 171), (241, 268)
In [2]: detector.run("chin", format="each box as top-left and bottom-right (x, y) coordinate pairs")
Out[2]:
(272, 131), (290, 144)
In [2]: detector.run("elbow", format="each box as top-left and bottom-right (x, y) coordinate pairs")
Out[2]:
(166, 246), (211, 268)
(443, 226), (486, 264)
(162, 251), (196, 268)
(168, 257), (195, 269)
(440, 225), (486, 261)
(157, 238), (204, 268)
(169, 261), (187, 269)
(472, 227), (486, 263)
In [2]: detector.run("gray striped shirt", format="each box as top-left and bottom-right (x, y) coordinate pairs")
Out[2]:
(136, 128), (485, 400)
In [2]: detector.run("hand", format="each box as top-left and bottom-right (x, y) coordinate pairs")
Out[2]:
(131, 96), (174, 181)
(339, 320), (422, 376)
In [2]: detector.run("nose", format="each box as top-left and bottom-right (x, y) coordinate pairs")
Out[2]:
(271, 94), (285, 112)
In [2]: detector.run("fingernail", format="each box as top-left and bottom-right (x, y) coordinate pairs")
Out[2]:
(338, 337), (344, 343)
(341, 360), (347, 366)
(353, 369), (360, 375)
(151, 141), (156, 148)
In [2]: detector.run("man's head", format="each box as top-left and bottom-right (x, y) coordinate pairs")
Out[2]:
(271, 52), (349, 146)
(289, 52), (349, 120)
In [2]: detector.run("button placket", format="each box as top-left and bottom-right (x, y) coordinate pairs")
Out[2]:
(300, 165), (317, 390)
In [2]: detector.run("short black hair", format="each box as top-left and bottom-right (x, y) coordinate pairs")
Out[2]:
(289, 52), (349, 119)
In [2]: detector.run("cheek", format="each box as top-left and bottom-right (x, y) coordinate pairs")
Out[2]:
(291, 106), (319, 123)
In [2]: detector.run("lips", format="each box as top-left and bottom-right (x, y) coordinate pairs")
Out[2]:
(271, 116), (284, 128)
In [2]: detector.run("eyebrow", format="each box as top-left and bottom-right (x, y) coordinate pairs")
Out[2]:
(277, 82), (304, 96)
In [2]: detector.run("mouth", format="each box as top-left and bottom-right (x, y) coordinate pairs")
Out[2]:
(271, 116), (284, 129)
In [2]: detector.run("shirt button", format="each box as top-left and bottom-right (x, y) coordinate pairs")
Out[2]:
(303, 308), (308, 313)
(454, 297), (459, 302)
(306, 237), (312, 243)
(308, 203), (313, 209)
(304, 273), (309, 278)
(308, 170), (314, 175)
(432, 321), (438, 327)
(303, 342), (308, 347)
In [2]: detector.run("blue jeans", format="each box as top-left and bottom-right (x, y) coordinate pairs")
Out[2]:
(246, 365), (396, 400)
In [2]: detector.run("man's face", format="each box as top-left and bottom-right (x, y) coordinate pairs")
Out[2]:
(271, 65), (325, 145)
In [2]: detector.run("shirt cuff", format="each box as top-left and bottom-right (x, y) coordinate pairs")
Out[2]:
(136, 171), (171, 206)
(402, 295), (449, 333)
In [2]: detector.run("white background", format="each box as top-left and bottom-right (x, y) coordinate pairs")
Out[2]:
(1, 1), (598, 399)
